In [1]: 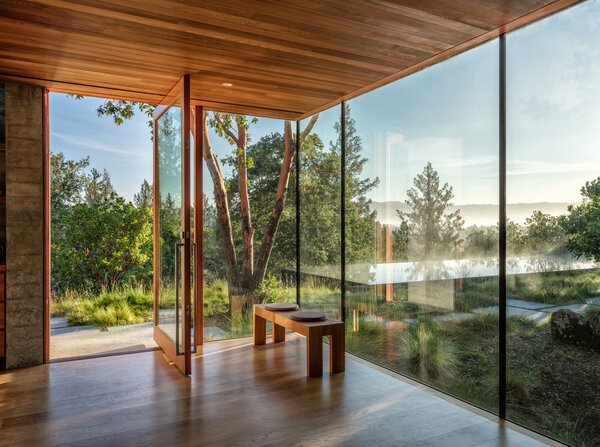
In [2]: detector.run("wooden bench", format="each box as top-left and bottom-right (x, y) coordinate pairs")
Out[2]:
(253, 304), (345, 378)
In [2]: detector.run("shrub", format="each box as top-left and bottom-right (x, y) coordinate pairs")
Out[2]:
(375, 299), (420, 320)
(403, 316), (455, 379)
(203, 279), (229, 317)
(456, 312), (498, 334)
(255, 274), (293, 304)
(228, 311), (251, 337)
(51, 284), (152, 329)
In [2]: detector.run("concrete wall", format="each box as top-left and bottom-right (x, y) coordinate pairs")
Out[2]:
(5, 83), (44, 368)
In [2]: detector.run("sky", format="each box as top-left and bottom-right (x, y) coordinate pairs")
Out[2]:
(50, 0), (600, 212)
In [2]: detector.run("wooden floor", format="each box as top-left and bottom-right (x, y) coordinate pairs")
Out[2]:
(0, 334), (556, 447)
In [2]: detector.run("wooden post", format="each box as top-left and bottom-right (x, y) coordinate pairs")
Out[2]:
(273, 323), (285, 343)
(253, 314), (267, 345)
(307, 327), (323, 378)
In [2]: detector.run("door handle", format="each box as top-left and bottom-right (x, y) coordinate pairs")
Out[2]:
(175, 241), (183, 355)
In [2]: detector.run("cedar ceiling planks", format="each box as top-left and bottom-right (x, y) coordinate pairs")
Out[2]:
(0, 0), (581, 119)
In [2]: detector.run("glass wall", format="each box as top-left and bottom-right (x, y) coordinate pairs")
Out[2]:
(202, 113), (296, 340)
(343, 40), (500, 412)
(196, 1), (599, 443)
(299, 105), (342, 318)
(506, 1), (600, 444)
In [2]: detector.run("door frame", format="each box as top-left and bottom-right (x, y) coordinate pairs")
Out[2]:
(153, 75), (192, 375)
(193, 105), (204, 347)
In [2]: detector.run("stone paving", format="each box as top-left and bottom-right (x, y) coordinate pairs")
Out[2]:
(51, 317), (231, 359)
(461, 296), (600, 325)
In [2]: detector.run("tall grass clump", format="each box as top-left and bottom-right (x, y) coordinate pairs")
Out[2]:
(204, 279), (229, 317)
(402, 316), (455, 379)
(51, 283), (152, 330)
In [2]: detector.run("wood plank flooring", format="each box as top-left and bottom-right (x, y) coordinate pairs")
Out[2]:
(0, 334), (557, 446)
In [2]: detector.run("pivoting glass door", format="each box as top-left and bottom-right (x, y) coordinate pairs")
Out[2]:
(153, 75), (192, 375)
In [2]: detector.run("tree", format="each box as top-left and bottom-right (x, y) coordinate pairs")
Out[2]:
(50, 152), (89, 219)
(561, 177), (600, 261)
(89, 98), (318, 313)
(339, 103), (379, 264)
(464, 226), (498, 258)
(53, 195), (152, 291)
(85, 168), (115, 205)
(522, 211), (565, 254)
(202, 112), (318, 313)
(398, 162), (464, 259)
(507, 219), (526, 255)
(134, 180), (153, 209)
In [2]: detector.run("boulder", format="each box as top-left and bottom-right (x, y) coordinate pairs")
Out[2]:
(550, 309), (600, 350)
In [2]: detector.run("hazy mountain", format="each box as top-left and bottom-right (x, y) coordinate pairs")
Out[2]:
(370, 201), (576, 227)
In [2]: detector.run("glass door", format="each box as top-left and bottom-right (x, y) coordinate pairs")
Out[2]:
(153, 75), (192, 375)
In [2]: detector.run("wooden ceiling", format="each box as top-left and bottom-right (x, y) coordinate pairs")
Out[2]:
(0, 0), (581, 119)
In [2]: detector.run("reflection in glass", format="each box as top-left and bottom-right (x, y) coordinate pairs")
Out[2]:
(157, 106), (183, 348)
(506, 1), (600, 444)
(344, 40), (499, 413)
(299, 105), (341, 318)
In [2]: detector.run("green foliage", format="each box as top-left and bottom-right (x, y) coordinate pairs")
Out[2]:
(455, 312), (498, 334)
(402, 316), (456, 379)
(562, 177), (600, 262)
(85, 168), (115, 205)
(464, 226), (498, 258)
(51, 152), (155, 294)
(454, 278), (498, 312)
(52, 195), (152, 291)
(523, 211), (565, 254)
(506, 213), (566, 256)
(227, 312), (252, 337)
(398, 162), (464, 259)
(375, 299), (420, 320)
(95, 99), (154, 129)
(225, 131), (297, 276)
(507, 270), (600, 305)
(50, 152), (89, 216)
(134, 179), (153, 209)
(340, 104), (379, 264)
(52, 284), (152, 330)
(203, 279), (229, 317)
(255, 274), (293, 303)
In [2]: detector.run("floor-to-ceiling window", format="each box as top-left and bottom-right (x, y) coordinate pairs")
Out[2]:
(342, 39), (500, 412)
(299, 106), (342, 318)
(506, 1), (600, 444)
(202, 113), (296, 340)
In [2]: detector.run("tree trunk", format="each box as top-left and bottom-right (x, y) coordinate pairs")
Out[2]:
(236, 123), (254, 289)
(252, 115), (319, 292)
(202, 116), (239, 289)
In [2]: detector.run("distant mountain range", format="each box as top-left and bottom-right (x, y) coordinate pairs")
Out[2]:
(370, 201), (577, 227)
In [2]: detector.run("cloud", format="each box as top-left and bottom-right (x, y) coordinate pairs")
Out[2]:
(507, 159), (600, 176)
(51, 131), (140, 157)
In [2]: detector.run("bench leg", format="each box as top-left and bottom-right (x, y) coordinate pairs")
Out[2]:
(254, 314), (267, 345)
(273, 323), (285, 343)
(307, 330), (323, 378)
(330, 326), (345, 374)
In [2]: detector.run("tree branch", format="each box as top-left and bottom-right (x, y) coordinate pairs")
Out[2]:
(214, 113), (240, 147)
(202, 115), (240, 290)
(299, 114), (319, 146)
(252, 114), (319, 290)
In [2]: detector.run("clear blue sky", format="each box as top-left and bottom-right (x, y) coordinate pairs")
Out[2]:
(50, 0), (600, 208)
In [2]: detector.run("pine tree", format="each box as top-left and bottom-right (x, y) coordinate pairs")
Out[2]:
(134, 179), (153, 209)
(398, 162), (464, 259)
